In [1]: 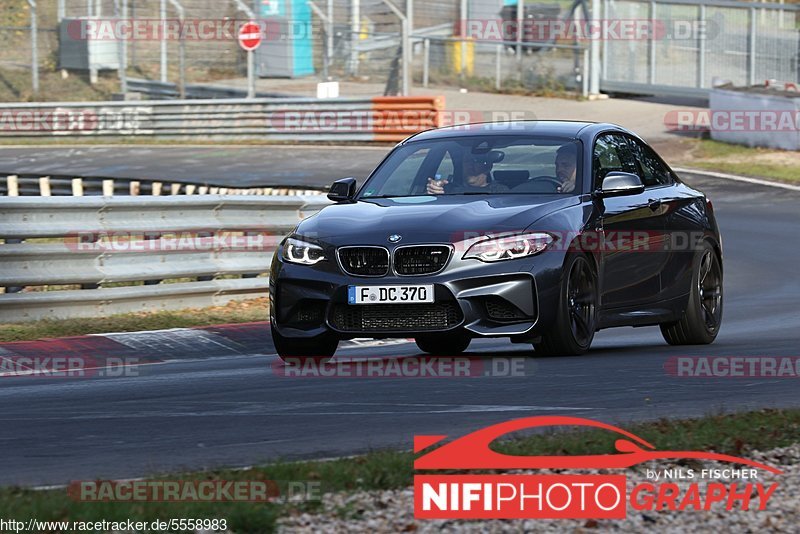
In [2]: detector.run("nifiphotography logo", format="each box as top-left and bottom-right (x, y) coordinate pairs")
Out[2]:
(413, 416), (782, 519)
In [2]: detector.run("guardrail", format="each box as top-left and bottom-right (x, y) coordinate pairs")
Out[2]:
(0, 173), (326, 197)
(0, 195), (331, 322)
(0, 96), (444, 143)
(126, 78), (295, 100)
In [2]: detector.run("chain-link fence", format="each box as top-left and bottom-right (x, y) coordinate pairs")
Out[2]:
(4, 0), (797, 102)
(602, 0), (800, 96)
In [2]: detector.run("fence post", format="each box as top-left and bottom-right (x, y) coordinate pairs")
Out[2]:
(698, 4), (706, 88)
(350, 0), (360, 75)
(167, 0), (186, 98)
(748, 7), (757, 86)
(460, 0), (467, 76)
(582, 47), (589, 97)
(327, 0), (334, 71)
(423, 38), (430, 88)
(648, 0), (656, 85)
(231, 0), (257, 98)
(495, 42), (502, 90)
(589, 0), (600, 95)
(516, 0), (524, 58)
(308, 1), (332, 80)
(601, 0), (608, 81)
(26, 0), (39, 95)
(113, 0), (128, 94)
(379, 0), (409, 96)
(160, 0), (168, 83)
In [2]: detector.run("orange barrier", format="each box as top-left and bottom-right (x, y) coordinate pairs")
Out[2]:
(371, 96), (446, 142)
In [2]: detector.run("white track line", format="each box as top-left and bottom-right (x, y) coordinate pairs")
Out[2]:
(674, 167), (800, 192)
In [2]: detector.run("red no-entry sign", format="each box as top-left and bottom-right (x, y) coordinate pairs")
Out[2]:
(238, 21), (262, 51)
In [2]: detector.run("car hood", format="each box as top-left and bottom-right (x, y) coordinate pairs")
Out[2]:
(296, 195), (580, 243)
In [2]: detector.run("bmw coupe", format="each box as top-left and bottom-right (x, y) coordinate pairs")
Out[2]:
(269, 121), (723, 360)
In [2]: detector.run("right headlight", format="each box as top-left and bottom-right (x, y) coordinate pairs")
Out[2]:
(463, 232), (554, 262)
(281, 237), (326, 265)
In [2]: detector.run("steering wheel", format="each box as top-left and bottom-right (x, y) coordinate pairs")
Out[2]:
(530, 176), (563, 191)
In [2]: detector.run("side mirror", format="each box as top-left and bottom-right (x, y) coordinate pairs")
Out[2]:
(327, 177), (357, 202)
(595, 172), (645, 198)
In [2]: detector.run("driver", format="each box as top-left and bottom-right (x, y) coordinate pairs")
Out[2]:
(426, 152), (509, 195)
(554, 143), (578, 193)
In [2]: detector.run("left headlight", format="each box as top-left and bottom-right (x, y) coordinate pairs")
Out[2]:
(463, 232), (554, 262)
(281, 237), (326, 265)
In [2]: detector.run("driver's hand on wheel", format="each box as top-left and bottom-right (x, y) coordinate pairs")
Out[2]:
(426, 177), (448, 195)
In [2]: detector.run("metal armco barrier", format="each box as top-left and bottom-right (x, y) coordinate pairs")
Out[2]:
(0, 96), (444, 143)
(0, 173), (326, 197)
(0, 195), (331, 322)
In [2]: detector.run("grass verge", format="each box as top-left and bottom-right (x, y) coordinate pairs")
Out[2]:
(0, 409), (797, 533)
(0, 298), (268, 342)
(677, 139), (800, 184)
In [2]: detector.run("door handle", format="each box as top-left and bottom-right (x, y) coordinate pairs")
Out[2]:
(648, 199), (662, 211)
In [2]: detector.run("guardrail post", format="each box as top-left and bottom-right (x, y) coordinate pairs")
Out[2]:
(7, 175), (19, 197)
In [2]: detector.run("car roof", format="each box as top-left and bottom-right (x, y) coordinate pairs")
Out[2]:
(402, 120), (630, 144)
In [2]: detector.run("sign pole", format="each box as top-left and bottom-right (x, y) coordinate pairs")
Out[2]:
(238, 20), (262, 99)
(248, 50), (255, 99)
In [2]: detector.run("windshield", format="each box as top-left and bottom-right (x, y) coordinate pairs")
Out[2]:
(359, 136), (582, 198)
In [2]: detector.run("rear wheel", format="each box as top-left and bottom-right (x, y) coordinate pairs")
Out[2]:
(535, 253), (598, 356)
(660, 242), (723, 345)
(415, 330), (471, 355)
(271, 323), (338, 364)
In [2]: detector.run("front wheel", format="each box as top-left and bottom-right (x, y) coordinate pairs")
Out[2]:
(660, 242), (723, 345)
(534, 253), (598, 356)
(415, 330), (471, 355)
(271, 323), (339, 364)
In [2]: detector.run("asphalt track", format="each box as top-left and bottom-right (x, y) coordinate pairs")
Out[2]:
(1, 173), (799, 487)
(0, 145), (387, 189)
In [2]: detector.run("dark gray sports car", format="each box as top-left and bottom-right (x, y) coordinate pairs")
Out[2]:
(269, 121), (723, 361)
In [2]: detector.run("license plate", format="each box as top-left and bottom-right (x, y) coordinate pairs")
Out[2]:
(348, 285), (434, 305)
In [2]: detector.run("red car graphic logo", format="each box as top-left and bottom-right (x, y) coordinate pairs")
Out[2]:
(414, 415), (783, 474)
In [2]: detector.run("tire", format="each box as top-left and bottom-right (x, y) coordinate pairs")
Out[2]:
(660, 241), (723, 345)
(415, 330), (472, 355)
(534, 253), (598, 356)
(271, 322), (338, 364)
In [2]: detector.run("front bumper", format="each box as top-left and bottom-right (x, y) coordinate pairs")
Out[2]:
(270, 250), (566, 340)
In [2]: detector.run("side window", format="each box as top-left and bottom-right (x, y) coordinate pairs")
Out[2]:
(628, 138), (674, 187)
(592, 134), (638, 189)
(433, 150), (455, 182)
